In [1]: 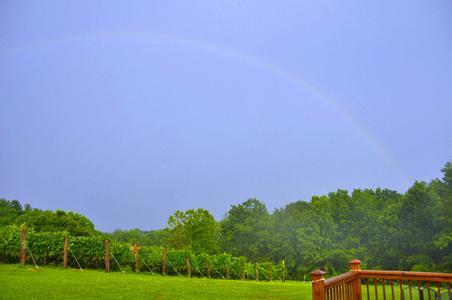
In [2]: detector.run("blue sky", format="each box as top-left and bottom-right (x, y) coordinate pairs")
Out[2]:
(1, 1), (451, 231)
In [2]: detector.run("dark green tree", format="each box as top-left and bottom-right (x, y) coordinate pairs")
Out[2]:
(167, 208), (219, 254)
(220, 198), (271, 260)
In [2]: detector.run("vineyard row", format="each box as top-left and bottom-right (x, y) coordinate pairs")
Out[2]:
(0, 226), (287, 281)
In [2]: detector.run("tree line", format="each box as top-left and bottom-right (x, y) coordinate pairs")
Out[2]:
(1, 161), (451, 278)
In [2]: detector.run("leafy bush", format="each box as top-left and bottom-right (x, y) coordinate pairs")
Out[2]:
(140, 246), (162, 273)
(69, 236), (104, 269)
(0, 225), (21, 263)
(27, 231), (65, 265)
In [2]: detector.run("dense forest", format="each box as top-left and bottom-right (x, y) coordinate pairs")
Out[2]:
(1, 162), (451, 278)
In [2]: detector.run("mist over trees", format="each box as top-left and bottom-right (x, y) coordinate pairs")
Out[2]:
(1, 161), (451, 278)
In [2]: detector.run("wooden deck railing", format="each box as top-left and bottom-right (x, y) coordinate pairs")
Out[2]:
(311, 259), (452, 300)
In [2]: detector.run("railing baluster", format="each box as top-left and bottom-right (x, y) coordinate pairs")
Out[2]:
(399, 280), (405, 300)
(348, 282), (352, 300)
(375, 278), (379, 300)
(345, 282), (349, 300)
(366, 278), (371, 300)
(341, 282), (344, 300)
(436, 282), (440, 299)
(426, 282), (431, 300)
(448, 283), (451, 300)
(390, 280), (395, 300)
(346, 282), (349, 300)
(417, 281), (423, 300)
(408, 281), (413, 300)
(345, 282), (348, 300)
(351, 282), (354, 300)
(382, 279), (386, 300)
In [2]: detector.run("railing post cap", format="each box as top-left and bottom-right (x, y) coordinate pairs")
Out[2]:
(311, 269), (326, 277)
(349, 259), (362, 271)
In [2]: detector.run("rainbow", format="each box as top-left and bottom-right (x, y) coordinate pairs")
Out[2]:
(0, 31), (411, 184)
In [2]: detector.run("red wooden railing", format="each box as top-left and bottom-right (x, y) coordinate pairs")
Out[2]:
(311, 259), (452, 300)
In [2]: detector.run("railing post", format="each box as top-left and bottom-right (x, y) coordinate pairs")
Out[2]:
(311, 269), (326, 300)
(350, 259), (362, 300)
(105, 240), (110, 272)
(63, 234), (68, 268)
(20, 225), (26, 266)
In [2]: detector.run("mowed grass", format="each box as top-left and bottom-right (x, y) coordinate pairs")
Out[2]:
(0, 264), (310, 299)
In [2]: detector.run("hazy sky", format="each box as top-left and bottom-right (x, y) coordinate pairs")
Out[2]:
(1, 1), (451, 232)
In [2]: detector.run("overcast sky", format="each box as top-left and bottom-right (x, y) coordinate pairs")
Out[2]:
(1, 1), (451, 231)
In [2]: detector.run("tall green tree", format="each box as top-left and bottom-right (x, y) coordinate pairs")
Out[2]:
(220, 198), (271, 260)
(168, 208), (219, 254)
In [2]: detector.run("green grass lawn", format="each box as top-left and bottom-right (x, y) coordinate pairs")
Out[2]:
(0, 264), (310, 299)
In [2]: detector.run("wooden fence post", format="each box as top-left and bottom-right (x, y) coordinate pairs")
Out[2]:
(281, 260), (286, 282)
(311, 269), (326, 300)
(186, 256), (191, 277)
(20, 225), (26, 266)
(256, 263), (260, 281)
(63, 234), (68, 268)
(240, 262), (245, 280)
(268, 263), (273, 281)
(162, 248), (167, 275)
(350, 259), (362, 300)
(225, 260), (230, 279)
(105, 240), (110, 272)
(133, 244), (140, 272)
(206, 260), (211, 279)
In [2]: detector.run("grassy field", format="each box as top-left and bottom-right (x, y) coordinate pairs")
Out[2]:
(1, 264), (444, 299)
(0, 264), (310, 299)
